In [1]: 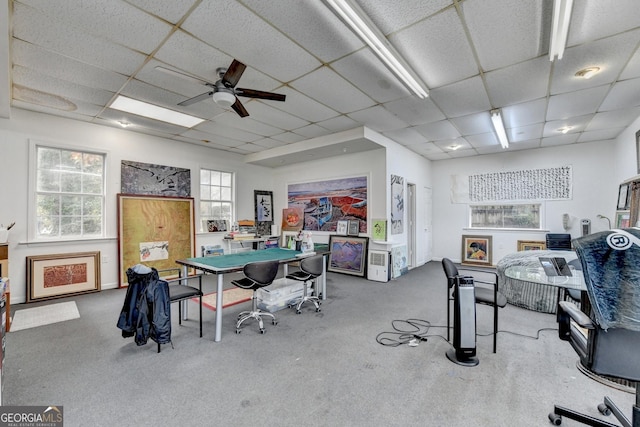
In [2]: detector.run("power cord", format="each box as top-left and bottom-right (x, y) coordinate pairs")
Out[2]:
(375, 318), (434, 347)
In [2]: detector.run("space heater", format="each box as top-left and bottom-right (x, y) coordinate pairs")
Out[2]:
(446, 275), (479, 366)
(367, 250), (390, 282)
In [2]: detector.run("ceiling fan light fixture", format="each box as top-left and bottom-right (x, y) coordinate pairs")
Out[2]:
(491, 109), (509, 149)
(212, 91), (236, 108)
(549, 0), (574, 61)
(575, 66), (600, 79)
(324, 0), (428, 99)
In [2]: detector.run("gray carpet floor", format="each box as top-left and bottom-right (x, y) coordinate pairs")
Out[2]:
(4, 261), (636, 427)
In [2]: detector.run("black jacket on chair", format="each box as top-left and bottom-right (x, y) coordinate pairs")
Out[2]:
(117, 266), (171, 346)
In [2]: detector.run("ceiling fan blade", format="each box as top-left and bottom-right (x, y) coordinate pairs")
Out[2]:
(155, 66), (210, 86)
(231, 97), (249, 117)
(178, 91), (213, 106)
(236, 88), (286, 102)
(221, 60), (246, 88)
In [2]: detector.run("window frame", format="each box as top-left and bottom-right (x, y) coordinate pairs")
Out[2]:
(198, 167), (235, 232)
(28, 140), (107, 242)
(468, 202), (545, 231)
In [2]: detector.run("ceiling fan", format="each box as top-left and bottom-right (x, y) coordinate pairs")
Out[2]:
(157, 59), (285, 118)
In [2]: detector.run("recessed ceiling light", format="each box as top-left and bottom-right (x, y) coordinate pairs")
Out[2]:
(117, 120), (131, 128)
(448, 144), (461, 151)
(575, 67), (601, 79)
(110, 95), (204, 128)
(558, 126), (573, 134)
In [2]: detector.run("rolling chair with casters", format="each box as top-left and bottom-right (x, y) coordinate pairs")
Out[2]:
(285, 254), (323, 314)
(442, 258), (507, 353)
(231, 260), (280, 334)
(548, 229), (640, 426)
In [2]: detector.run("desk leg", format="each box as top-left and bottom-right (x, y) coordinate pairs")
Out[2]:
(181, 265), (189, 320)
(215, 274), (224, 342)
(320, 256), (327, 300)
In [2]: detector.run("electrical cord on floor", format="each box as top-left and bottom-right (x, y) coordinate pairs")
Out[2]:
(375, 318), (433, 347)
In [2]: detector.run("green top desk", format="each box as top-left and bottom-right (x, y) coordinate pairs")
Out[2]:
(176, 247), (328, 342)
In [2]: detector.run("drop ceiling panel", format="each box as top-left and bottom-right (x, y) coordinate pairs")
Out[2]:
(293, 124), (331, 139)
(382, 127), (426, 146)
(508, 123), (543, 143)
(541, 133), (580, 147)
(578, 128), (625, 142)
(211, 113), (284, 138)
(568, 0), (640, 46)
(390, 7), (477, 88)
(543, 115), (594, 137)
(451, 112), (494, 136)
(466, 132), (500, 148)
(502, 98), (547, 128)
(182, 1), (320, 82)
(429, 76), (491, 118)
(382, 96), (446, 126)
(620, 49), (640, 80)
(242, 101), (310, 130)
(463, 0), (548, 71)
(265, 87), (339, 123)
(359, 0), (453, 35)
(126, 0), (200, 24)
(316, 115), (360, 133)
(586, 107), (640, 131)
(546, 85), (609, 120)
(194, 120), (262, 143)
(485, 56), (551, 106)
(415, 119), (461, 140)
(599, 77), (640, 111)
(347, 105), (408, 132)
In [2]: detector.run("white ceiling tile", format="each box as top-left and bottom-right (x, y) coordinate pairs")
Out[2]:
(347, 105), (408, 132)
(332, 49), (410, 103)
(502, 98), (547, 128)
(429, 76), (491, 118)
(451, 112), (494, 136)
(476, 145), (507, 155)
(599, 77), (640, 111)
(243, 101), (310, 130)
(568, 0), (640, 46)
(359, 0), (452, 35)
(212, 113), (284, 138)
(543, 115), (594, 137)
(586, 107), (640, 131)
(266, 87), (339, 123)
(390, 7), (478, 88)
(382, 96), (445, 126)
(434, 137), (471, 151)
(466, 132), (500, 148)
(293, 124), (330, 139)
(551, 30), (640, 95)
(546, 85), (609, 120)
(252, 138), (288, 149)
(485, 56), (551, 107)
(578, 128), (625, 142)
(181, 128), (244, 148)
(509, 138), (542, 150)
(316, 115), (360, 133)
(382, 127), (426, 146)
(125, 0), (199, 24)
(541, 133), (580, 147)
(508, 123), (543, 142)
(415, 120), (461, 140)
(182, 1), (320, 81)
(463, 0), (548, 71)
(620, 47), (640, 80)
(290, 67), (375, 113)
(194, 121), (261, 143)
(18, 0), (173, 54)
(271, 132), (305, 144)
(446, 147), (479, 158)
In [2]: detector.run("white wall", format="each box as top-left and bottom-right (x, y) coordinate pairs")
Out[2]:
(0, 108), (274, 303)
(431, 140), (616, 264)
(613, 115), (640, 184)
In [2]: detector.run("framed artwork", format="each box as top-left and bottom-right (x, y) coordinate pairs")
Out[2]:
(371, 219), (387, 241)
(617, 183), (630, 210)
(336, 220), (348, 235)
(287, 175), (368, 232)
(616, 211), (630, 228)
(204, 219), (228, 232)
(282, 207), (304, 231)
(391, 245), (408, 278)
(517, 240), (546, 251)
(636, 129), (640, 175)
(328, 235), (368, 277)
(347, 220), (360, 236)
(121, 160), (191, 197)
(26, 251), (101, 303)
(461, 235), (492, 266)
(254, 190), (273, 236)
(118, 194), (195, 287)
(390, 174), (404, 234)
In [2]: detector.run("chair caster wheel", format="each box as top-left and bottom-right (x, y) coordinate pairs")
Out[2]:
(272, 320), (277, 325)
(597, 403), (611, 416)
(548, 413), (562, 425)
(236, 329), (241, 334)
(316, 308), (321, 312)
(260, 329), (266, 334)
(296, 310), (302, 314)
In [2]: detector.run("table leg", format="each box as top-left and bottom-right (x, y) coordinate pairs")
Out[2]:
(215, 274), (224, 342)
(320, 256), (327, 300)
(181, 265), (189, 320)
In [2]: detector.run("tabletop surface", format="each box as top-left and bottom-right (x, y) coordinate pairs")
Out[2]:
(499, 249), (586, 290)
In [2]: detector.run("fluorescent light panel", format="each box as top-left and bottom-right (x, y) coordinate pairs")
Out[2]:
(110, 95), (204, 128)
(549, 0), (573, 61)
(324, 0), (428, 99)
(491, 109), (509, 149)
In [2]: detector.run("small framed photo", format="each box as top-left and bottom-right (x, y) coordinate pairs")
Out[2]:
(616, 211), (630, 228)
(371, 219), (387, 241)
(461, 235), (492, 266)
(26, 251), (101, 303)
(617, 183), (630, 210)
(204, 219), (228, 232)
(347, 220), (360, 236)
(517, 240), (546, 251)
(328, 235), (368, 277)
(336, 220), (348, 236)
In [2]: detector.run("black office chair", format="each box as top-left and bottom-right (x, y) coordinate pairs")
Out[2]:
(231, 260), (280, 334)
(546, 233), (572, 250)
(564, 258), (582, 304)
(285, 254), (323, 314)
(442, 258), (507, 353)
(548, 229), (640, 426)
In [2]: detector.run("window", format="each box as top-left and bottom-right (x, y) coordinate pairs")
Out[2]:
(34, 145), (105, 239)
(470, 204), (541, 229)
(200, 169), (233, 230)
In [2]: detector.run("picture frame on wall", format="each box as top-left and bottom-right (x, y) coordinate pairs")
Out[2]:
(347, 220), (360, 236)
(254, 190), (273, 236)
(461, 235), (492, 266)
(617, 183), (630, 210)
(328, 235), (368, 277)
(371, 219), (387, 241)
(636, 129), (640, 175)
(517, 240), (546, 251)
(336, 220), (348, 236)
(26, 251), (101, 303)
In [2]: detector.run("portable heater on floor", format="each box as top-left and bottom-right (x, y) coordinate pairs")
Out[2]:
(446, 275), (479, 366)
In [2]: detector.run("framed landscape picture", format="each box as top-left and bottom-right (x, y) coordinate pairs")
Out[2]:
(328, 235), (368, 277)
(517, 240), (546, 251)
(26, 251), (101, 303)
(461, 235), (492, 266)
